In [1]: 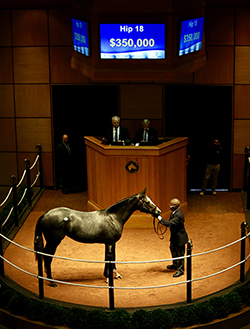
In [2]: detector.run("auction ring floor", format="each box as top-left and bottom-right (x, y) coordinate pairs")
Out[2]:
(3, 189), (250, 310)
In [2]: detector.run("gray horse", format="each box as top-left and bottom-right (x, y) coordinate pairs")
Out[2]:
(34, 188), (161, 286)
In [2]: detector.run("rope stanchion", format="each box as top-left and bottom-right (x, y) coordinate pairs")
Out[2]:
(24, 159), (32, 206)
(10, 176), (18, 227)
(186, 239), (193, 303)
(0, 146), (43, 234)
(240, 221), (249, 283)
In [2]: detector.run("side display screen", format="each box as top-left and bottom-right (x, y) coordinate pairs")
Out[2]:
(179, 17), (204, 56)
(72, 18), (90, 57)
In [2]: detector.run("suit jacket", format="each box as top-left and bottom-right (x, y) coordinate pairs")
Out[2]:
(56, 142), (71, 169)
(132, 127), (159, 145)
(160, 207), (188, 246)
(105, 126), (131, 145)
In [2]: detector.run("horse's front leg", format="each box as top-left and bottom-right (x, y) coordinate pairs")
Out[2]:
(104, 243), (122, 282)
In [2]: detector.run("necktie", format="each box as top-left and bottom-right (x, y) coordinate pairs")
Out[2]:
(115, 128), (118, 142)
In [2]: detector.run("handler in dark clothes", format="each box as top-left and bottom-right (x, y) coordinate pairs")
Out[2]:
(56, 134), (72, 194)
(157, 198), (188, 277)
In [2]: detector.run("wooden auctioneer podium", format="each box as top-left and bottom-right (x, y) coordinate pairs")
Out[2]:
(84, 136), (188, 228)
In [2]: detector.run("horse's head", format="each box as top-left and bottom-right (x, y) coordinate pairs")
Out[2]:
(137, 188), (161, 217)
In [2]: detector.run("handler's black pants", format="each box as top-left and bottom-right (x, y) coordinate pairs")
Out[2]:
(170, 243), (186, 273)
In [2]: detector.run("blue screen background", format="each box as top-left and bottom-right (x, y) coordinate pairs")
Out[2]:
(72, 18), (89, 56)
(100, 24), (165, 59)
(179, 17), (204, 56)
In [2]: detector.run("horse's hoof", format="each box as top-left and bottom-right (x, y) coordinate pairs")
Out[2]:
(116, 274), (122, 279)
(49, 282), (57, 287)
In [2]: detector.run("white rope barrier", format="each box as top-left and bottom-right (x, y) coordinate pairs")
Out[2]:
(17, 188), (27, 206)
(0, 153), (40, 228)
(16, 169), (26, 188)
(0, 232), (249, 265)
(0, 247), (249, 291)
(1, 208), (14, 227)
(30, 155), (39, 170)
(0, 188), (13, 208)
(31, 173), (40, 188)
(0, 231), (249, 292)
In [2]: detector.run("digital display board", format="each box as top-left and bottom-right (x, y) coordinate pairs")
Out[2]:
(72, 18), (90, 57)
(100, 24), (165, 59)
(179, 17), (204, 56)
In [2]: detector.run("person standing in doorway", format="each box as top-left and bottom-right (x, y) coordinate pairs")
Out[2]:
(56, 134), (72, 194)
(199, 139), (223, 196)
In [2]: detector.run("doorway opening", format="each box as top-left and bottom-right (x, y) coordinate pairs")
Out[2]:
(52, 84), (119, 191)
(165, 85), (232, 192)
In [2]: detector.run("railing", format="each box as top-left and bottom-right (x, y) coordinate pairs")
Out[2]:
(0, 144), (43, 270)
(0, 221), (249, 311)
(0, 144), (43, 225)
(244, 146), (250, 209)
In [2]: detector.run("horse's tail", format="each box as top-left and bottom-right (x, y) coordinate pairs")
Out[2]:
(34, 215), (44, 261)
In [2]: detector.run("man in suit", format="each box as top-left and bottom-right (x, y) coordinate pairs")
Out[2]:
(104, 116), (131, 145)
(132, 118), (159, 146)
(56, 134), (72, 194)
(157, 198), (188, 277)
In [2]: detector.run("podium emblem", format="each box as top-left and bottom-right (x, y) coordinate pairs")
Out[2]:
(125, 160), (139, 174)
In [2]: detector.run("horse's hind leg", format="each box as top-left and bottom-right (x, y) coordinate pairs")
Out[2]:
(43, 241), (60, 287)
(104, 243), (122, 281)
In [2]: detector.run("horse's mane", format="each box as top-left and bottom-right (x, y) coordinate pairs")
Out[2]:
(104, 194), (138, 214)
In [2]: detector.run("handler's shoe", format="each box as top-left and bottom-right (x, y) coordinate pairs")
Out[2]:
(167, 264), (177, 270)
(173, 270), (184, 277)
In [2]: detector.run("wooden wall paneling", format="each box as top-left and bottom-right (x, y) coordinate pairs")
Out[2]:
(120, 84), (163, 119)
(167, 73), (194, 84)
(13, 47), (50, 83)
(206, 7), (234, 46)
(41, 152), (53, 186)
(235, 7), (250, 45)
(195, 46), (234, 84)
(49, 8), (73, 46)
(235, 47), (250, 84)
(0, 85), (14, 117)
(50, 47), (89, 83)
(0, 10), (11, 46)
(234, 119), (250, 154)
(234, 85), (250, 119)
(16, 118), (52, 152)
(0, 119), (16, 152)
(0, 48), (13, 83)
(0, 153), (17, 185)
(12, 9), (48, 46)
(15, 84), (51, 117)
(233, 154), (244, 189)
(17, 152), (53, 187)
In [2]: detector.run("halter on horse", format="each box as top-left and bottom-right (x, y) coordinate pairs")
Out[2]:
(34, 188), (161, 286)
